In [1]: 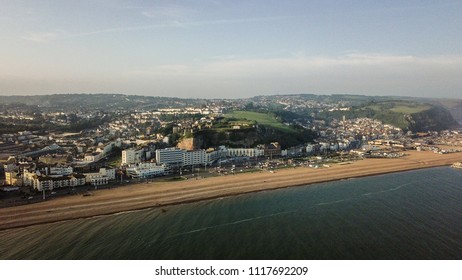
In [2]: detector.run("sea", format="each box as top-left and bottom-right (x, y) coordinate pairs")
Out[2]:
(0, 167), (461, 260)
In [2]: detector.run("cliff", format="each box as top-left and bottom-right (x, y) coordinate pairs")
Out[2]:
(177, 125), (316, 150)
(406, 106), (459, 132)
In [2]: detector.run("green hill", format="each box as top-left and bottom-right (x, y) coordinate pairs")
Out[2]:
(188, 110), (316, 149)
(319, 100), (458, 132)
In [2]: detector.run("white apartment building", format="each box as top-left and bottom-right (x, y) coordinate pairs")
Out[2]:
(306, 144), (315, 153)
(84, 168), (116, 186)
(206, 148), (228, 163)
(49, 166), (73, 176)
(88, 176), (108, 186)
(8, 168), (78, 188)
(122, 148), (143, 165)
(183, 150), (207, 166)
(23, 170), (38, 187)
(154, 146), (269, 167)
(227, 147), (264, 158)
(95, 139), (122, 156)
(126, 165), (165, 179)
(33, 174), (86, 191)
(156, 148), (184, 166)
(204, 147), (263, 163)
(103, 139), (122, 155)
(156, 148), (208, 167)
(101, 167), (116, 180)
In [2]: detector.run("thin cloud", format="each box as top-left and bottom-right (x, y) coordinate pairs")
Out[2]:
(175, 54), (433, 76)
(141, 5), (197, 20)
(75, 15), (288, 35)
(22, 32), (58, 42)
(23, 16), (289, 41)
(69, 22), (186, 37)
(122, 54), (462, 79)
(189, 16), (289, 26)
(4, 53), (461, 98)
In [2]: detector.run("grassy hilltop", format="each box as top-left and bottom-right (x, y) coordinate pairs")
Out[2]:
(189, 110), (315, 149)
(225, 111), (296, 133)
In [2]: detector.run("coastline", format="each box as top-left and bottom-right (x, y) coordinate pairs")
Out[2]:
(0, 150), (461, 231)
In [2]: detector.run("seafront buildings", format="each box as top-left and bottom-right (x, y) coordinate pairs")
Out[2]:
(126, 163), (166, 179)
(1, 97), (461, 193)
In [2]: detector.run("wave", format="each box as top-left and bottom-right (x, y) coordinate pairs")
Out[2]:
(362, 182), (413, 196)
(316, 199), (350, 206)
(314, 182), (415, 207)
(171, 210), (296, 237)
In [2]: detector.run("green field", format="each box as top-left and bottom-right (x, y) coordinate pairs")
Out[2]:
(364, 105), (382, 111)
(225, 111), (294, 132)
(389, 104), (431, 114)
(365, 102), (431, 114)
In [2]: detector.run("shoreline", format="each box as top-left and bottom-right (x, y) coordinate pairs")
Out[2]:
(0, 150), (461, 231)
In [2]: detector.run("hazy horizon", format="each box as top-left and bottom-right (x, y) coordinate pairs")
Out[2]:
(1, 1), (461, 99)
(0, 91), (461, 101)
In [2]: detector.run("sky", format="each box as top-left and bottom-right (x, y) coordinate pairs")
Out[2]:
(1, 0), (461, 99)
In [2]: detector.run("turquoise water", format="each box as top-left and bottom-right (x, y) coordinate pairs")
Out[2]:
(0, 167), (461, 259)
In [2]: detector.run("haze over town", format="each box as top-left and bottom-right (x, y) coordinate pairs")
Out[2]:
(1, 0), (462, 98)
(3, 2), (462, 267)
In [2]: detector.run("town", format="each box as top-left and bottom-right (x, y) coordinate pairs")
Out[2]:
(1, 94), (461, 205)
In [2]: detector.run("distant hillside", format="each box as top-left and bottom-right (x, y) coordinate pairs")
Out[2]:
(318, 100), (458, 132)
(249, 94), (460, 132)
(0, 94), (207, 111)
(1, 93), (459, 132)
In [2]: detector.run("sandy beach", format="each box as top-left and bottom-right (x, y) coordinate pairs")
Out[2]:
(0, 150), (461, 231)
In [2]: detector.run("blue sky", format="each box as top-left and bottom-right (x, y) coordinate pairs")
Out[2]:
(1, 0), (461, 98)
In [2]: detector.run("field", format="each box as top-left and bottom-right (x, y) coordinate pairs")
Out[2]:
(389, 104), (431, 114)
(225, 111), (295, 132)
(365, 101), (431, 114)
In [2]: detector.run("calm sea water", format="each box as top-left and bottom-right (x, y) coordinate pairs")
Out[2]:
(1, 167), (461, 260)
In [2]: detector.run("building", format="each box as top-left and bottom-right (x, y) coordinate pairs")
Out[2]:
(84, 152), (103, 163)
(100, 167), (116, 180)
(87, 175), (108, 186)
(227, 147), (264, 158)
(156, 148), (184, 166)
(206, 148), (228, 163)
(258, 142), (281, 157)
(23, 170), (38, 187)
(126, 163), (166, 179)
(32, 174), (86, 191)
(155, 148), (208, 167)
(306, 144), (315, 153)
(49, 166), (73, 176)
(121, 148), (143, 165)
(84, 168), (116, 186)
(5, 171), (19, 186)
(102, 139), (122, 155)
(183, 150), (207, 166)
